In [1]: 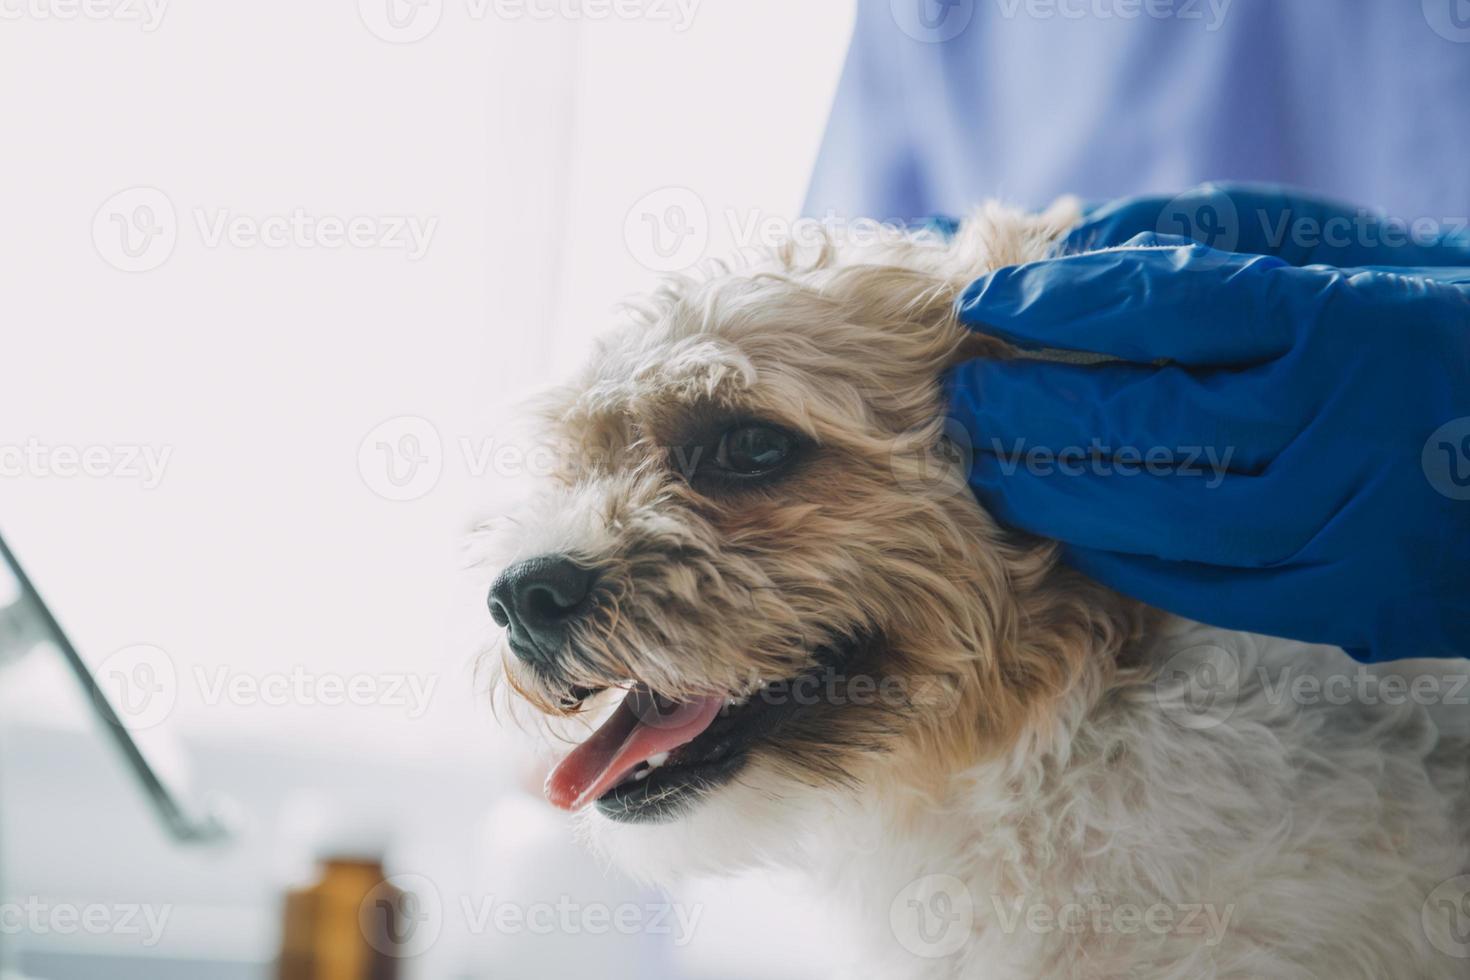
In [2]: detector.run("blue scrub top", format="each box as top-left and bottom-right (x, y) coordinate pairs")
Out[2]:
(804, 0), (1470, 222)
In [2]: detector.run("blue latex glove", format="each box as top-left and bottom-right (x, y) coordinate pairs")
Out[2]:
(1060, 184), (1470, 268)
(947, 189), (1470, 662)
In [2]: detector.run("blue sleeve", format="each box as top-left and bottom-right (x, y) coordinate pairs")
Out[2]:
(801, 3), (929, 222)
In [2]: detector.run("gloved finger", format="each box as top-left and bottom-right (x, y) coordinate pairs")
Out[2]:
(1346, 265), (1470, 285)
(1059, 183), (1470, 270)
(964, 449), (1310, 569)
(945, 357), (1305, 477)
(958, 237), (1332, 367)
(1059, 185), (1271, 253)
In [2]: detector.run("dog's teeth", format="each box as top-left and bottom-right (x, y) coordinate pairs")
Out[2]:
(633, 768), (651, 781)
(646, 752), (669, 769)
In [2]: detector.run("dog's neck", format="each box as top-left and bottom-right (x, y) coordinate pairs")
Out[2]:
(795, 578), (1153, 970)
(878, 545), (1152, 802)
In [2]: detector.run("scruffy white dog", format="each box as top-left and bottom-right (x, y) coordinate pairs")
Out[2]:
(483, 201), (1470, 978)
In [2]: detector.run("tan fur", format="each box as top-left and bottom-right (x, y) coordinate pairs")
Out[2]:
(486, 199), (1147, 793)
(477, 202), (1470, 980)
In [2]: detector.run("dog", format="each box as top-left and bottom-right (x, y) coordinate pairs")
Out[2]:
(480, 201), (1470, 978)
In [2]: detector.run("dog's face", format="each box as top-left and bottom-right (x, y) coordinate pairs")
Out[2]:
(485, 215), (1120, 876)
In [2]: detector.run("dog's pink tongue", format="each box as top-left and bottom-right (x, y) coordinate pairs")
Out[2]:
(545, 688), (725, 811)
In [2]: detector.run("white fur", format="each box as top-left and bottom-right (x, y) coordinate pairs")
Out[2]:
(590, 621), (1470, 979)
(491, 202), (1470, 978)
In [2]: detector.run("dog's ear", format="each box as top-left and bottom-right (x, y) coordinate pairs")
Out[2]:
(956, 196), (1081, 269)
(809, 198), (1081, 377)
(938, 197), (1083, 369)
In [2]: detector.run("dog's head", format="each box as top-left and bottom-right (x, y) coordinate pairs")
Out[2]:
(483, 206), (1136, 876)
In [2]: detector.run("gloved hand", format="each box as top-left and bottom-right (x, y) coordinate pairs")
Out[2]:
(1060, 183), (1470, 269)
(946, 187), (1470, 662)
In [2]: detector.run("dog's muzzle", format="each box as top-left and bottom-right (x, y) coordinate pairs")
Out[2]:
(487, 554), (597, 669)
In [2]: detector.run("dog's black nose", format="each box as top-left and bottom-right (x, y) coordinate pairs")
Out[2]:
(488, 556), (596, 664)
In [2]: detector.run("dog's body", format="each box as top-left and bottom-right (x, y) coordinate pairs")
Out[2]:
(794, 621), (1470, 979)
(487, 202), (1470, 978)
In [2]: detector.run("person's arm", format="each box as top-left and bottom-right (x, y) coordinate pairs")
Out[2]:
(947, 221), (1470, 662)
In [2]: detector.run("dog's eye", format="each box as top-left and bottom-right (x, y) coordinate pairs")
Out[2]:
(712, 424), (794, 477)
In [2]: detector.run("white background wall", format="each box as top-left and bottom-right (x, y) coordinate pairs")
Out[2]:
(0, 1), (855, 976)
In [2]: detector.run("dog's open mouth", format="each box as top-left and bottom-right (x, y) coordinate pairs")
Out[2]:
(542, 630), (882, 823)
(545, 684), (771, 823)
